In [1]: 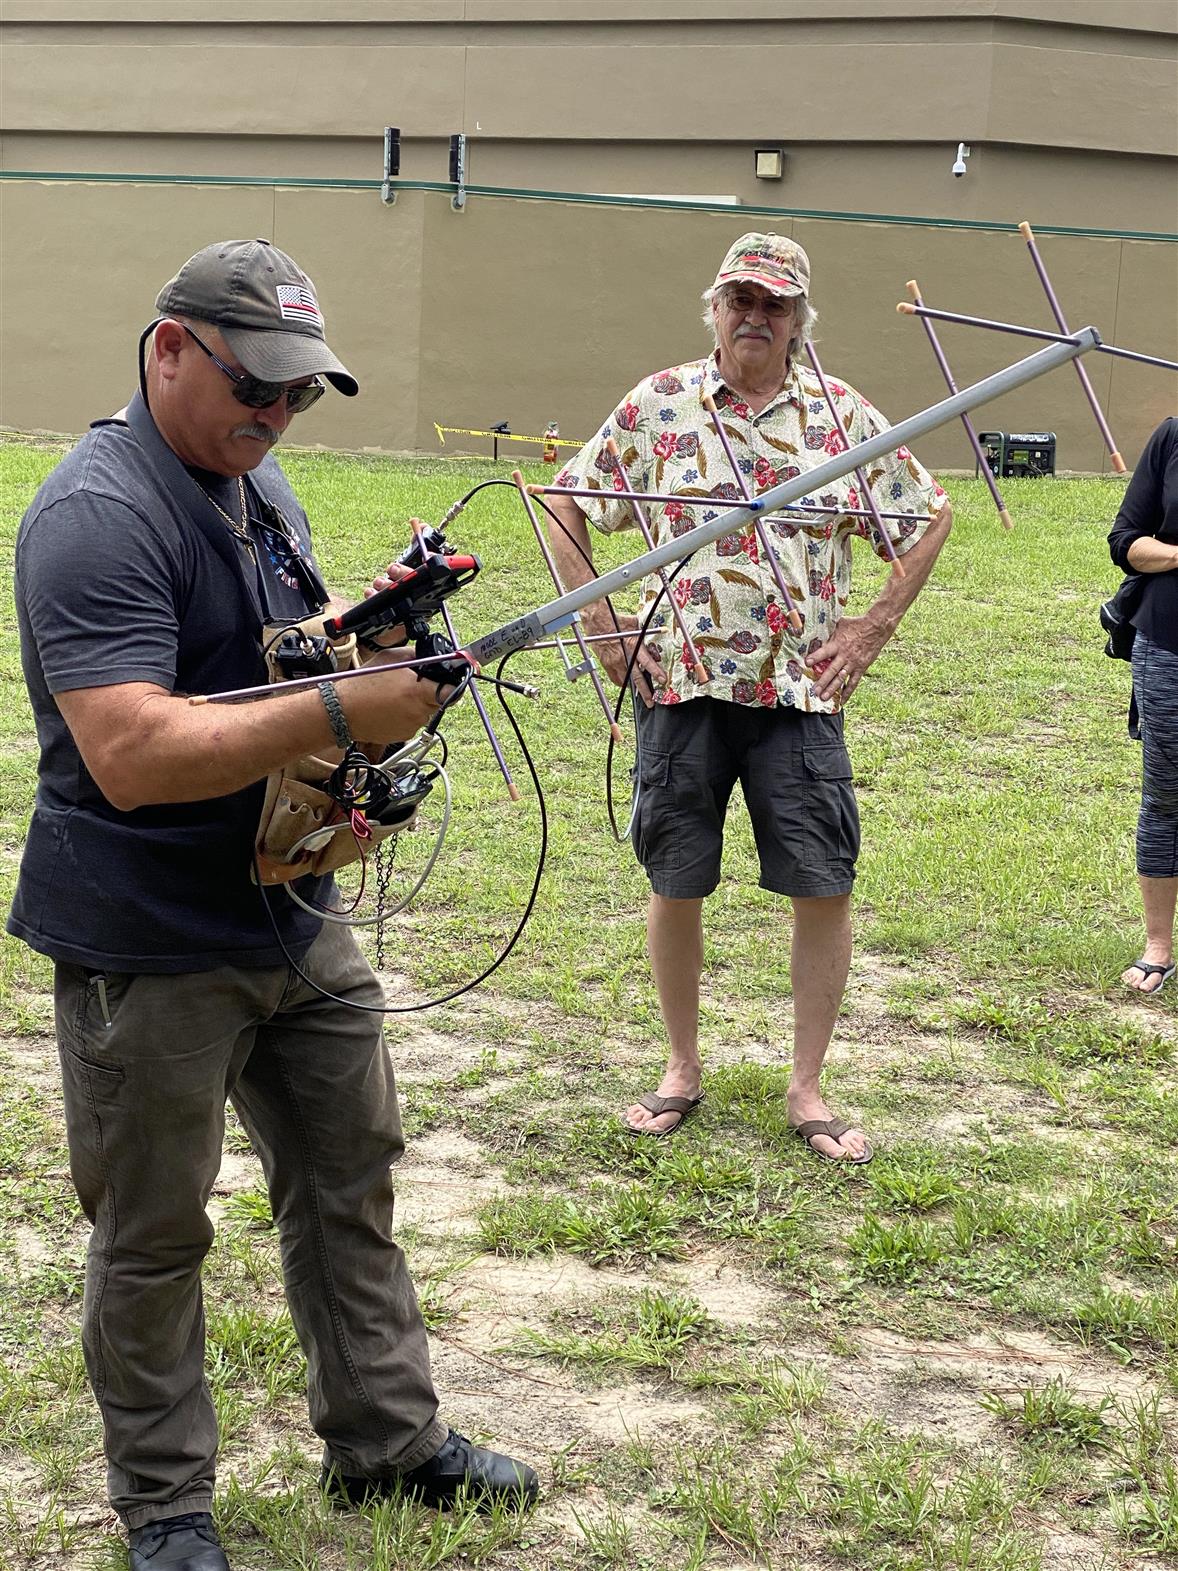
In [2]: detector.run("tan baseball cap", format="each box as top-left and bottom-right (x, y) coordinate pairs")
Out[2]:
(155, 239), (358, 396)
(712, 233), (810, 299)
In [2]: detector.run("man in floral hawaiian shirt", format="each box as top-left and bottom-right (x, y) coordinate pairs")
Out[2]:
(545, 233), (952, 1156)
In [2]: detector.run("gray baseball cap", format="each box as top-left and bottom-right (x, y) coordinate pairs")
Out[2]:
(155, 238), (358, 396)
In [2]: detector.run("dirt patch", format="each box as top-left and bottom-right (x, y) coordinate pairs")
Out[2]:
(454, 1253), (660, 1347)
(10, 1224), (56, 1269)
(856, 1326), (1164, 1394)
(396, 1130), (507, 1234)
(386, 1021), (503, 1081)
(1, 1035), (62, 1096)
(661, 1252), (789, 1330)
(821, 1326), (1166, 1455)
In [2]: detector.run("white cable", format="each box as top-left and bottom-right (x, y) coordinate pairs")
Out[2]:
(282, 763), (453, 926)
(366, 762), (452, 921)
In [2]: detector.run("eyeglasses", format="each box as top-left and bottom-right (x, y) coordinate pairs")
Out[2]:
(721, 288), (794, 318)
(179, 323), (325, 414)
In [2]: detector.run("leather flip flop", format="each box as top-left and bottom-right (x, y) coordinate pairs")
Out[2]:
(790, 1116), (874, 1165)
(625, 1091), (703, 1138)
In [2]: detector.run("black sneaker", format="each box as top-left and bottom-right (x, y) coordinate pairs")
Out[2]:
(322, 1428), (540, 1512)
(127, 1511), (230, 1570)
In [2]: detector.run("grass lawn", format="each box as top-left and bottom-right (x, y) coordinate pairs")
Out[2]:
(0, 437), (1174, 1571)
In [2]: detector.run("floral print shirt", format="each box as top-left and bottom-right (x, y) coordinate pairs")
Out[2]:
(556, 353), (948, 711)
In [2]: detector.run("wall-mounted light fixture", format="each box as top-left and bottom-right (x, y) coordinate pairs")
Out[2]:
(754, 147), (785, 181)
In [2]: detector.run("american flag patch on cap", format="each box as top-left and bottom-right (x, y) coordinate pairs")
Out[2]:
(276, 283), (323, 327)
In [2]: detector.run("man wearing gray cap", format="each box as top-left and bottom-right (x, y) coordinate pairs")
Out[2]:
(9, 240), (536, 1571)
(547, 233), (952, 1153)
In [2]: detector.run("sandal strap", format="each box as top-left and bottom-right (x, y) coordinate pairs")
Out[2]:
(792, 1117), (851, 1141)
(1130, 958), (1175, 978)
(635, 1092), (701, 1116)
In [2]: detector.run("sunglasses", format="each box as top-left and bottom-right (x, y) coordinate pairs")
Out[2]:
(179, 323), (325, 414)
(722, 288), (794, 318)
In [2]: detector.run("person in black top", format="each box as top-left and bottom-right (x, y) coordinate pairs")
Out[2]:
(10, 240), (537, 1571)
(1107, 416), (1178, 993)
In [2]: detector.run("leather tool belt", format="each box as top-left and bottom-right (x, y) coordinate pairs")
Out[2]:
(253, 617), (404, 886)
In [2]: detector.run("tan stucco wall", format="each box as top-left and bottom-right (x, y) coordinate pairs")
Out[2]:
(2, 180), (1173, 474)
(2, 1), (1173, 472)
(3, 3), (1176, 231)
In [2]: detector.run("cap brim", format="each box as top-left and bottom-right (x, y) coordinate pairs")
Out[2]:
(219, 324), (359, 397)
(715, 269), (806, 298)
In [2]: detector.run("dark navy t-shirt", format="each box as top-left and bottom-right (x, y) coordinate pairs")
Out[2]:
(7, 393), (335, 972)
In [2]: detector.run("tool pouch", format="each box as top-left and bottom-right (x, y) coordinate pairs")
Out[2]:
(253, 618), (401, 885)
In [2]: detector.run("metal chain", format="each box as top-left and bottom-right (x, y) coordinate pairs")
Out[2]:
(195, 476), (252, 547)
(374, 839), (393, 971)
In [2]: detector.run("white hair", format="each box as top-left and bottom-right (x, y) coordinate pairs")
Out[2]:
(701, 285), (818, 361)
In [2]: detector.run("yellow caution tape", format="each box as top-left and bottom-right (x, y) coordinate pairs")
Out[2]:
(434, 422), (585, 448)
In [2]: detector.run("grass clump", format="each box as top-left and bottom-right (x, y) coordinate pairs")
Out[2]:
(980, 1376), (1111, 1448)
(958, 993), (1171, 1066)
(522, 1288), (719, 1376)
(477, 1184), (687, 1266)
(848, 1214), (945, 1284)
(867, 1150), (960, 1212)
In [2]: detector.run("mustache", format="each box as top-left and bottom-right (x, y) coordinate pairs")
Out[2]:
(734, 326), (772, 340)
(232, 421), (280, 446)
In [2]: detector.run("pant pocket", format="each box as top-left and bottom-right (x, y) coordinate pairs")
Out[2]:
(58, 967), (128, 1077)
(631, 748), (680, 871)
(800, 741), (859, 869)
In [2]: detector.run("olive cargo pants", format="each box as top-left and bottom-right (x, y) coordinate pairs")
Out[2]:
(53, 922), (446, 1529)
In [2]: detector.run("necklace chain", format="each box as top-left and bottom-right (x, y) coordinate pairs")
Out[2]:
(197, 476), (252, 548)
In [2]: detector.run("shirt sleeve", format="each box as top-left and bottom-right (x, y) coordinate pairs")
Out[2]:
(17, 491), (184, 694)
(553, 384), (653, 535)
(1108, 419), (1176, 571)
(839, 393), (949, 562)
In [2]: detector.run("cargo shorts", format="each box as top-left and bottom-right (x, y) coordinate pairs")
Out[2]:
(630, 696), (860, 899)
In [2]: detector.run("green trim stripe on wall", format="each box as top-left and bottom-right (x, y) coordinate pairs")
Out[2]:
(1, 170), (1175, 244)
